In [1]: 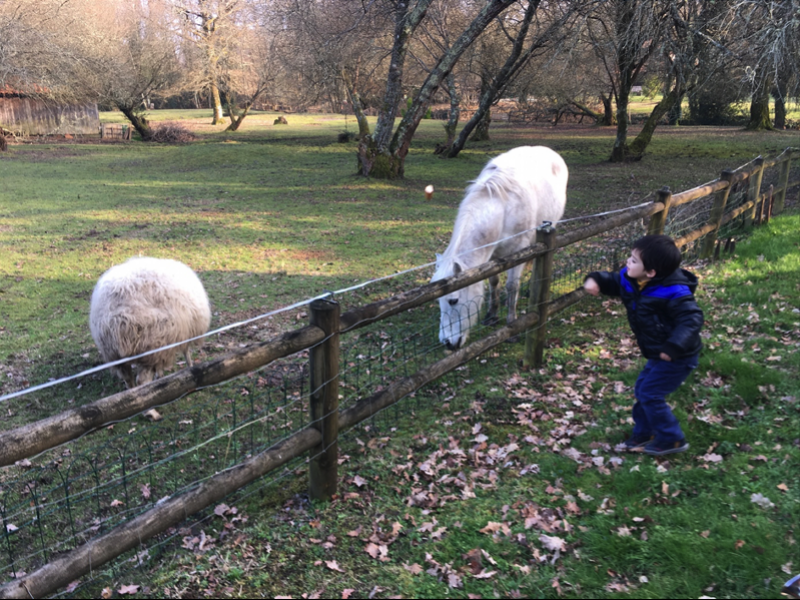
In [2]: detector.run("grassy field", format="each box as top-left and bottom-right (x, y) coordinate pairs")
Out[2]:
(627, 95), (800, 122)
(0, 111), (799, 598)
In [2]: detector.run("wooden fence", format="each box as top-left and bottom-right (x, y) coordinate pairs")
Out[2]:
(99, 123), (132, 140)
(0, 148), (797, 599)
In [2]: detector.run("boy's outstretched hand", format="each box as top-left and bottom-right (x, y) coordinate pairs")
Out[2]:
(584, 277), (600, 296)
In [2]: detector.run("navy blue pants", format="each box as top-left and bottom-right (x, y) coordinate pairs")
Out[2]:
(632, 355), (698, 443)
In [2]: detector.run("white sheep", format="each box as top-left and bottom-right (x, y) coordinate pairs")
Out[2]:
(89, 257), (212, 388)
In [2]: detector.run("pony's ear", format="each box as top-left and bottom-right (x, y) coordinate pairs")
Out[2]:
(453, 261), (462, 275)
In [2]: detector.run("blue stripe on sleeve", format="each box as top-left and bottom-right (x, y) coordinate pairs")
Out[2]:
(643, 284), (692, 300)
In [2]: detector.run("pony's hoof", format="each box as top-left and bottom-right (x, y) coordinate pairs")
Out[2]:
(482, 315), (500, 326)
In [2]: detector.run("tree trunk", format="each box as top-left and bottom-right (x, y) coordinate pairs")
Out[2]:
(210, 82), (224, 125)
(118, 105), (154, 140)
(599, 93), (616, 126)
(571, 100), (604, 125)
(610, 89), (630, 162)
(225, 102), (252, 132)
(357, 135), (404, 179)
(773, 91), (786, 130)
(746, 79), (773, 131)
(342, 69), (371, 139)
(435, 73), (460, 155)
(224, 91), (239, 125)
(626, 87), (681, 158)
(667, 92), (684, 125)
(359, 0), (515, 176)
(470, 110), (491, 141)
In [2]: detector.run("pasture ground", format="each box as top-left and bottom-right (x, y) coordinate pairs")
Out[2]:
(0, 112), (798, 598)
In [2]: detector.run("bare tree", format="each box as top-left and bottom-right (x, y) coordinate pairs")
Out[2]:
(219, 3), (284, 131)
(0, 0), (101, 103)
(720, 1), (800, 130)
(172, 0), (241, 125)
(83, 1), (183, 139)
(443, 0), (579, 158)
(357, 0), (516, 179)
(282, 0), (391, 135)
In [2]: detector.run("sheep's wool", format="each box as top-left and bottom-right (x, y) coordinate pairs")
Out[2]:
(90, 257), (211, 387)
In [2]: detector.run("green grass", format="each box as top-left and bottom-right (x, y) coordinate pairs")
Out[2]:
(1, 109), (797, 394)
(1, 112), (799, 598)
(627, 94), (800, 122)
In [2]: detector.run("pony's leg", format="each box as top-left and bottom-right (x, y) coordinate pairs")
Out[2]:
(505, 264), (525, 323)
(505, 264), (525, 342)
(483, 274), (501, 325)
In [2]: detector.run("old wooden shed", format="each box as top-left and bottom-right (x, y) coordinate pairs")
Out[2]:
(0, 89), (100, 136)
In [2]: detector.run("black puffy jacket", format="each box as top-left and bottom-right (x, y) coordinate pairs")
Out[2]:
(587, 267), (704, 361)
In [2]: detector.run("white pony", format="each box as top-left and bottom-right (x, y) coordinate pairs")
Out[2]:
(431, 146), (568, 350)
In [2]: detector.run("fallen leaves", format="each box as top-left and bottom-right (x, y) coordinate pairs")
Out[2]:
(325, 560), (345, 573)
(539, 534), (566, 552)
(117, 584), (140, 595)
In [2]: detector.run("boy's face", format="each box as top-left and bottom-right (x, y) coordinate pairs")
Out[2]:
(626, 249), (657, 281)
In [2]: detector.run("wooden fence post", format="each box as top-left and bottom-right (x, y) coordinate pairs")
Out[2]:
(744, 157), (765, 230)
(700, 170), (735, 259)
(774, 149), (793, 215)
(308, 298), (340, 501)
(524, 223), (557, 368)
(647, 187), (672, 235)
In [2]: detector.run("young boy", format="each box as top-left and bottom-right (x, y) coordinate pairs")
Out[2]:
(584, 235), (704, 456)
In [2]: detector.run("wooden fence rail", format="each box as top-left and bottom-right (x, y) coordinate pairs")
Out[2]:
(0, 147), (797, 599)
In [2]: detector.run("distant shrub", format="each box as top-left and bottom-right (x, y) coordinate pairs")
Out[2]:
(149, 122), (196, 143)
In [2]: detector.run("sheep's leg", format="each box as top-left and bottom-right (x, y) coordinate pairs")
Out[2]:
(136, 368), (155, 386)
(183, 349), (193, 367)
(483, 275), (501, 326)
(118, 364), (136, 389)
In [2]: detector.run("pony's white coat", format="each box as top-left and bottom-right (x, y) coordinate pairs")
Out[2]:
(431, 146), (568, 349)
(89, 257), (212, 388)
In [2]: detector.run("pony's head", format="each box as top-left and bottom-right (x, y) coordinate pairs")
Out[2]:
(431, 253), (484, 350)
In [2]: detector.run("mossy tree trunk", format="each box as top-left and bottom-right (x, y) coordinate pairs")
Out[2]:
(625, 86), (682, 158)
(118, 105), (154, 140)
(610, 88), (631, 162)
(746, 78), (773, 131)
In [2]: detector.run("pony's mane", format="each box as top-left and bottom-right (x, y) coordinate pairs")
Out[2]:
(446, 164), (515, 259)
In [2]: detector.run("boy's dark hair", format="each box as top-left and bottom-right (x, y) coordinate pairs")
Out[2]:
(632, 235), (682, 277)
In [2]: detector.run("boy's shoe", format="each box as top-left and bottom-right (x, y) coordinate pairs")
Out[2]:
(623, 434), (654, 450)
(643, 439), (689, 456)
